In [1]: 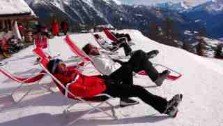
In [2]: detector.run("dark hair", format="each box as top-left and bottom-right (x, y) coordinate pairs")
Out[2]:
(47, 59), (62, 74)
(82, 43), (92, 55)
(94, 34), (99, 39)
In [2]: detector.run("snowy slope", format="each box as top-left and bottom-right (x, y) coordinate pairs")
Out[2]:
(1, 30), (223, 126)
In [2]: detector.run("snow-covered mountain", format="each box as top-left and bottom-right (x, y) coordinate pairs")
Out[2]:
(25, 0), (178, 39)
(155, 1), (192, 12)
(24, 0), (188, 37)
(191, 0), (223, 13)
(182, 0), (223, 38)
(152, 0), (223, 39)
(1, 30), (223, 126)
(25, 0), (135, 30)
(25, 0), (223, 41)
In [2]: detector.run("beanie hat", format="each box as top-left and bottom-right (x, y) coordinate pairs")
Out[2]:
(47, 59), (62, 74)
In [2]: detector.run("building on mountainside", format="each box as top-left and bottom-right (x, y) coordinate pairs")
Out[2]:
(0, 0), (36, 41)
(0, 0), (37, 59)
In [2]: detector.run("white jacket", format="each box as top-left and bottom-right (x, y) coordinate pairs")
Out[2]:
(97, 37), (113, 49)
(90, 53), (121, 75)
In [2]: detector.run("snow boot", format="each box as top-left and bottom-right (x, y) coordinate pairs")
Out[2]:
(120, 98), (139, 107)
(154, 70), (170, 86)
(164, 94), (183, 118)
(146, 50), (159, 59)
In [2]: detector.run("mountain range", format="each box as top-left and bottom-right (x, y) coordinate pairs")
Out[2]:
(25, 0), (223, 41)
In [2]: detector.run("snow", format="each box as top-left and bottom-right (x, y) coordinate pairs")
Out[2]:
(1, 29), (223, 126)
(180, 1), (190, 9)
(103, 0), (122, 5)
(205, 1), (223, 12)
(0, 0), (34, 15)
(82, 0), (94, 8)
(203, 37), (221, 46)
(184, 30), (193, 35)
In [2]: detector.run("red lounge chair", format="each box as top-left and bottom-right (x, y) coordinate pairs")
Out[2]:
(64, 35), (182, 81)
(33, 47), (117, 124)
(0, 63), (47, 103)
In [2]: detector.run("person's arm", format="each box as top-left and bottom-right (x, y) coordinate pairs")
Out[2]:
(91, 55), (121, 75)
(55, 69), (79, 84)
(112, 59), (124, 64)
(99, 38), (114, 49)
(55, 74), (73, 84)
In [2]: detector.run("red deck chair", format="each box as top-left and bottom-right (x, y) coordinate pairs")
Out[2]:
(64, 36), (90, 62)
(64, 35), (182, 81)
(91, 33), (120, 52)
(103, 28), (127, 43)
(137, 64), (182, 81)
(33, 47), (117, 124)
(33, 47), (50, 66)
(103, 29), (119, 43)
(34, 34), (48, 49)
(0, 63), (47, 103)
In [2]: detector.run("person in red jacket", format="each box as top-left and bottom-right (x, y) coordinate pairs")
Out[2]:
(61, 20), (69, 35)
(47, 58), (183, 117)
(51, 19), (60, 36)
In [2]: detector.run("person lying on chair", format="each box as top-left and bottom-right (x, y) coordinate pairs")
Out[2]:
(94, 34), (132, 56)
(47, 58), (182, 117)
(111, 31), (134, 45)
(82, 43), (169, 87)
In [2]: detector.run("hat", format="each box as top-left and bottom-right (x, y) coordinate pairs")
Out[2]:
(47, 59), (62, 74)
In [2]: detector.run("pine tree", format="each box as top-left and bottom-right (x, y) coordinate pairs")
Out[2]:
(215, 44), (223, 58)
(163, 17), (175, 40)
(148, 22), (160, 40)
(196, 37), (205, 56)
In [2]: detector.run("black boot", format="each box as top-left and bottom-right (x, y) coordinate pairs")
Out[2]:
(146, 50), (159, 59)
(164, 94), (183, 118)
(120, 98), (139, 107)
(154, 70), (170, 86)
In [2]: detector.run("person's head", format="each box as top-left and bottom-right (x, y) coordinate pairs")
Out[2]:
(82, 43), (100, 56)
(47, 59), (67, 74)
(94, 34), (100, 39)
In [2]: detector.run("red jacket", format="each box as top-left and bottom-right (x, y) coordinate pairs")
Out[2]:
(51, 21), (59, 35)
(54, 67), (106, 98)
(35, 34), (48, 49)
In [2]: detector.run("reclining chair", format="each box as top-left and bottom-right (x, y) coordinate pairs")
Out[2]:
(33, 47), (117, 124)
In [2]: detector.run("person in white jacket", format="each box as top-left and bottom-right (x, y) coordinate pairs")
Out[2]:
(82, 43), (170, 87)
(94, 34), (114, 50)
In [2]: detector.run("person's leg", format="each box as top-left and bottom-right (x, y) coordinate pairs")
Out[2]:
(104, 83), (167, 113)
(118, 41), (132, 56)
(127, 50), (170, 86)
(147, 50), (159, 59)
(104, 74), (138, 106)
(109, 63), (133, 85)
(115, 33), (122, 38)
(125, 34), (132, 41)
(127, 50), (159, 81)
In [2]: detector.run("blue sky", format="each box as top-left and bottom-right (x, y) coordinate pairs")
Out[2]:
(120, 0), (210, 6)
